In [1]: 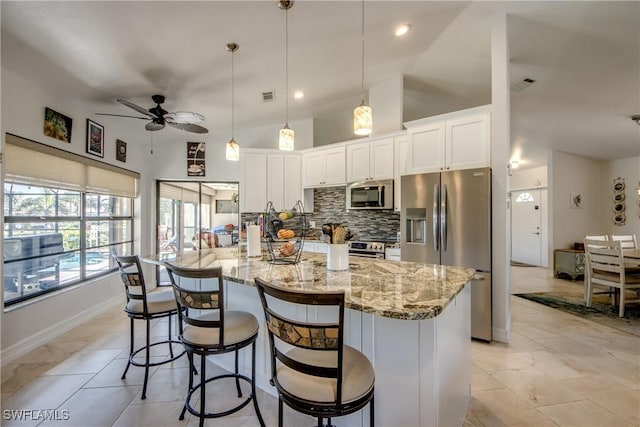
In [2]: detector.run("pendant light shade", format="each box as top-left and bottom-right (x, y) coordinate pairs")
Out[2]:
(354, 0), (372, 136)
(226, 138), (240, 161)
(279, 125), (295, 151)
(225, 42), (240, 161)
(354, 101), (372, 136)
(279, 0), (294, 151)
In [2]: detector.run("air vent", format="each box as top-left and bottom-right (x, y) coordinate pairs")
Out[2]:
(511, 78), (535, 92)
(262, 91), (275, 102)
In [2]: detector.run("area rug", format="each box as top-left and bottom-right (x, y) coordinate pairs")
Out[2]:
(514, 290), (640, 337)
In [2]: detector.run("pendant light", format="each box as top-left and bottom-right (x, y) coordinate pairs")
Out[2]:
(278, 0), (294, 151)
(354, 0), (372, 136)
(225, 43), (240, 161)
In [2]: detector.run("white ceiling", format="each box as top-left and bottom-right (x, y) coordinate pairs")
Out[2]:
(2, 1), (639, 169)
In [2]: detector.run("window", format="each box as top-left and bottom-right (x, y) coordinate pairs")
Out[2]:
(3, 134), (138, 306)
(515, 192), (535, 203)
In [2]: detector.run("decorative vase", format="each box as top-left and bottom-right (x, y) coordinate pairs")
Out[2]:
(327, 244), (349, 271)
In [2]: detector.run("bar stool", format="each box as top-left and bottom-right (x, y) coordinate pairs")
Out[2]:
(255, 277), (375, 427)
(113, 254), (186, 400)
(164, 262), (265, 427)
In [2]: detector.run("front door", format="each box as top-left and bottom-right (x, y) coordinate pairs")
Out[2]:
(511, 189), (543, 266)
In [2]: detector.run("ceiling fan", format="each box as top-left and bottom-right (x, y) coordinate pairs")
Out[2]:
(96, 94), (208, 134)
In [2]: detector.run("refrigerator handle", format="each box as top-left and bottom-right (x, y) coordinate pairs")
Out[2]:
(433, 184), (439, 250)
(441, 184), (447, 251)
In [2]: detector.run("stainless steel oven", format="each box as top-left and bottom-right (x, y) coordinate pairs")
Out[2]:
(347, 241), (386, 259)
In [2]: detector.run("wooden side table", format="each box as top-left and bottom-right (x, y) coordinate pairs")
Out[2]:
(553, 248), (585, 280)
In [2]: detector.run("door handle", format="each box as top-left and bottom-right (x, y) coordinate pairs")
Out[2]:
(433, 184), (439, 250)
(440, 184), (447, 251)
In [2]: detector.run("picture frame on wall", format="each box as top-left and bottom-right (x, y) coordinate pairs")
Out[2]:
(116, 139), (127, 162)
(86, 119), (104, 158)
(44, 107), (73, 143)
(187, 142), (205, 176)
(570, 192), (583, 209)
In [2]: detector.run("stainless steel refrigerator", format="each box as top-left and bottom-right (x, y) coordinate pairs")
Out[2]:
(401, 168), (492, 341)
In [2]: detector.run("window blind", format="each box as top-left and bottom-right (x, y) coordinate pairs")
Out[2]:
(5, 133), (139, 198)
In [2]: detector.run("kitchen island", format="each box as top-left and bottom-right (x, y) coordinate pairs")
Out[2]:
(144, 249), (474, 427)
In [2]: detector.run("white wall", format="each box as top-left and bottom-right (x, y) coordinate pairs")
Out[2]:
(0, 67), (153, 360)
(600, 156), (640, 237)
(550, 151), (603, 251)
(510, 166), (548, 190)
(370, 74), (404, 135)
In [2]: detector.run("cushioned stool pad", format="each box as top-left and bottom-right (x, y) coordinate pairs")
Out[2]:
(276, 345), (375, 404)
(126, 287), (177, 314)
(182, 310), (259, 347)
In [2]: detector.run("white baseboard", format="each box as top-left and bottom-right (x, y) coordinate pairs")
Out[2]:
(1, 295), (122, 366)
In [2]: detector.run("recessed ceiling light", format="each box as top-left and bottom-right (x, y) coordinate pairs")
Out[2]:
(395, 24), (411, 37)
(294, 90), (304, 99)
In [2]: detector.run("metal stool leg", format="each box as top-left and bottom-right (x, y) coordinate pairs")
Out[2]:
(234, 349), (242, 397)
(370, 395), (375, 427)
(121, 317), (134, 379)
(179, 352), (193, 421)
(141, 318), (151, 400)
(168, 314), (174, 359)
(251, 341), (265, 427)
(278, 397), (284, 427)
(199, 353), (206, 427)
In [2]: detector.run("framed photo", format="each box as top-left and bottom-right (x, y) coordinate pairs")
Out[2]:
(187, 142), (205, 176)
(116, 139), (127, 162)
(216, 199), (238, 214)
(44, 107), (73, 143)
(86, 119), (104, 158)
(570, 192), (583, 209)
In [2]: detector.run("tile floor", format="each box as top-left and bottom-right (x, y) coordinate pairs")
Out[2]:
(1, 266), (639, 426)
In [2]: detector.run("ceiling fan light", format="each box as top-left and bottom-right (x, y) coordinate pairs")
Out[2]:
(279, 125), (295, 151)
(226, 138), (240, 161)
(354, 101), (372, 136)
(145, 121), (165, 131)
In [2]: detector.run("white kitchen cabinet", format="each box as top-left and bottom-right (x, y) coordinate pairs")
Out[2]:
(404, 108), (490, 175)
(240, 152), (267, 212)
(445, 113), (491, 171)
(302, 146), (346, 187)
(393, 134), (408, 211)
(346, 137), (394, 183)
(267, 153), (302, 211)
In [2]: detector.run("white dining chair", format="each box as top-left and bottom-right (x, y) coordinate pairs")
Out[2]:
(610, 234), (638, 249)
(584, 238), (640, 317)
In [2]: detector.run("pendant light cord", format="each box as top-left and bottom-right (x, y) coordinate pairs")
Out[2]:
(285, 6), (289, 126)
(231, 47), (235, 139)
(361, 0), (365, 98)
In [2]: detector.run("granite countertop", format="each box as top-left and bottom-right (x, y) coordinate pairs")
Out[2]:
(144, 248), (474, 320)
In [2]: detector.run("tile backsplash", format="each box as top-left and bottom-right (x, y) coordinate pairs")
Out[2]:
(242, 187), (400, 242)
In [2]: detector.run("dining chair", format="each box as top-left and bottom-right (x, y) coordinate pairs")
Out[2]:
(164, 263), (264, 427)
(583, 238), (640, 317)
(255, 277), (376, 427)
(610, 234), (638, 249)
(113, 253), (186, 400)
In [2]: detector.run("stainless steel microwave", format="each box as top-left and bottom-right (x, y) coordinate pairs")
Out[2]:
(346, 180), (394, 210)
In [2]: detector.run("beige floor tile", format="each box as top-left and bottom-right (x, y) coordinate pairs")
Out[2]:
(471, 364), (504, 392)
(492, 367), (585, 407)
(82, 356), (163, 389)
(1, 362), (58, 393)
(39, 386), (139, 426)
(562, 373), (636, 395)
(524, 350), (591, 379)
(468, 388), (558, 426)
(538, 399), (636, 427)
(112, 400), (191, 426)
(1, 374), (93, 413)
(44, 349), (122, 376)
(131, 366), (192, 403)
(582, 386), (640, 425)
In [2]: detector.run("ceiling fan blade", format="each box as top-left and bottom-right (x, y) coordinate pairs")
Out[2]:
(118, 99), (156, 118)
(167, 122), (209, 134)
(165, 111), (205, 124)
(95, 113), (150, 120)
(145, 121), (165, 131)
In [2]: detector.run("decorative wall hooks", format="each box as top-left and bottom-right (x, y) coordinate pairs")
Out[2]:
(612, 177), (626, 226)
